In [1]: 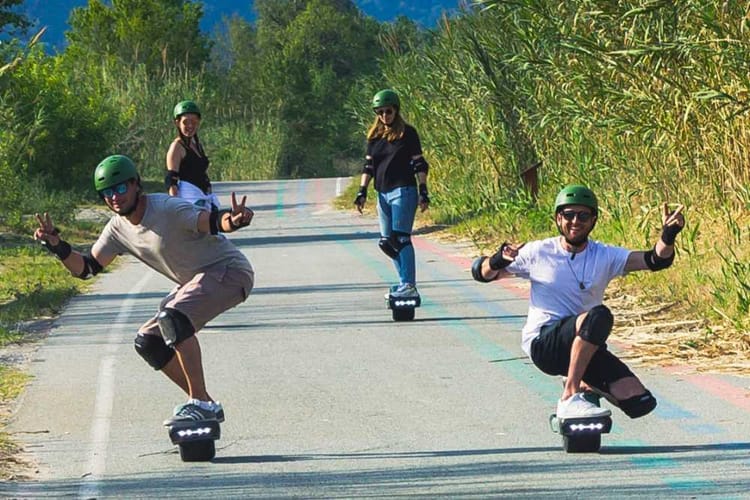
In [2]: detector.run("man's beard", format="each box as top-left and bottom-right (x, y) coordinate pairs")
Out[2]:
(112, 193), (139, 216)
(562, 227), (590, 247)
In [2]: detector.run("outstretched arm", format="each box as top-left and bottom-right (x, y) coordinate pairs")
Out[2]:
(471, 242), (525, 282)
(625, 203), (685, 272)
(33, 212), (113, 278)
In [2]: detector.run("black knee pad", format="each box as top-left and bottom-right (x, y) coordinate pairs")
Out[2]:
(134, 333), (175, 370)
(378, 237), (399, 259)
(619, 390), (657, 418)
(157, 308), (195, 347)
(391, 231), (412, 252)
(578, 305), (613, 346)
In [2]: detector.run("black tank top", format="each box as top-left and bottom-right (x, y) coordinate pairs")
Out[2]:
(178, 139), (211, 194)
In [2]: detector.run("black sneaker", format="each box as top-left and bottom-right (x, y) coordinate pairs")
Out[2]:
(163, 403), (217, 426)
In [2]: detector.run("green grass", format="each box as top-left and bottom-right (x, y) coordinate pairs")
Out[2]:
(0, 366), (30, 480)
(0, 232), (97, 346)
(0, 216), (103, 477)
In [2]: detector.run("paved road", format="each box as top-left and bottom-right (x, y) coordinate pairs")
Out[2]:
(4, 178), (750, 498)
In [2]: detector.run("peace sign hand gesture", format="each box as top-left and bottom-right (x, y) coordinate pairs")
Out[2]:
(489, 241), (525, 270)
(33, 212), (60, 247)
(660, 202), (685, 246)
(228, 192), (254, 230)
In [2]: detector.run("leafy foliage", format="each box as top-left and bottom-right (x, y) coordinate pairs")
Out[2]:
(65, 0), (211, 73)
(356, 0), (750, 337)
(2, 0), (750, 343)
(0, 0), (29, 36)
(250, 0), (382, 176)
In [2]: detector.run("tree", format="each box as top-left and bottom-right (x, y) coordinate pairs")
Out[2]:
(66, 0), (211, 73)
(252, 0), (381, 176)
(210, 15), (257, 116)
(0, 0), (30, 37)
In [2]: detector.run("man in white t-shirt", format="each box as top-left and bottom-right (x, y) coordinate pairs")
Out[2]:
(472, 185), (685, 420)
(34, 155), (255, 425)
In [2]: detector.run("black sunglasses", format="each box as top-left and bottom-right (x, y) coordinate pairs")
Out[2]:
(100, 181), (129, 199)
(375, 107), (394, 116)
(560, 210), (593, 222)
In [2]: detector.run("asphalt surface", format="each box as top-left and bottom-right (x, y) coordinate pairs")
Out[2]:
(4, 178), (750, 498)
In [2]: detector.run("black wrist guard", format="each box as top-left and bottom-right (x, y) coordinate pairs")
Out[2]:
(660, 223), (682, 245)
(354, 186), (367, 205)
(42, 239), (72, 260)
(488, 242), (511, 271)
(418, 184), (429, 204)
(209, 209), (235, 234)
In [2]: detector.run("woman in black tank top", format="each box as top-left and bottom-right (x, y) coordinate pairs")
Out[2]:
(166, 100), (219, 210)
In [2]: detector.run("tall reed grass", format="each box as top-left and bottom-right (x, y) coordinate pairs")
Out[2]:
(64, 61), (284, 183)
(354, 0), (750, 343)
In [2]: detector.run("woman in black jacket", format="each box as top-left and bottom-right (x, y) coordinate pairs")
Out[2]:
(354, 89), (430, 297)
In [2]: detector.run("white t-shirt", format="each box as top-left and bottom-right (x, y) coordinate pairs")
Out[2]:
(505, 237), (630, 357)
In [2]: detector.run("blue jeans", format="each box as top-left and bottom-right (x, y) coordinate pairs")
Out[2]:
(377, 186), (417, 286)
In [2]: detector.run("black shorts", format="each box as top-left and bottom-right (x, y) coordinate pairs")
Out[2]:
(530, 315), (634, 392)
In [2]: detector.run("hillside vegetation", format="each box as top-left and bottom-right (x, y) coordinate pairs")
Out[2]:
(1, 0), (749, 364)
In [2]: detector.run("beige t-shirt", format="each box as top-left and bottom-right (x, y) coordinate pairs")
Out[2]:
(92, 193), (253, 285)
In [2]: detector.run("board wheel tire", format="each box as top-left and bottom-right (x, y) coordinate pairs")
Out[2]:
(179, 439), (216, 462)
(392, 308), (415, 321)
(562, 433), (601, 453)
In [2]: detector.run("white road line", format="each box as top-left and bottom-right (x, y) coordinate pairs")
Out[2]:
(78, 269), (154, 499)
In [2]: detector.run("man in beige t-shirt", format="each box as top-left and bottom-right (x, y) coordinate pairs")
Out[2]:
(34, 155), (254, 425)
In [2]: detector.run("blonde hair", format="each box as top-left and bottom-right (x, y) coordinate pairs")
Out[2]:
(367, 112), (406, 142)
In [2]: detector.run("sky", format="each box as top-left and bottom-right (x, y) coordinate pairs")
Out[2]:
(18, 0), (461, 50)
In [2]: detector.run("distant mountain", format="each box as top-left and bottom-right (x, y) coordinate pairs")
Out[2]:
(20, 0), (460, 51)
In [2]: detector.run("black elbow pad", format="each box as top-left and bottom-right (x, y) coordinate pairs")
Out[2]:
(164, 170), (180, 190)
(644, 248), (674, 271)
(363, 157), (374, 176)
(411, 156), (429, 174)
(471, 256), (493, 283)
(78, 253), (103, 279)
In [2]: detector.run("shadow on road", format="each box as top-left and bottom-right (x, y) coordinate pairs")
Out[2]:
(5, 443), (750, 498)
(212, 445), (561, 464)
(600, 441), (750, 455)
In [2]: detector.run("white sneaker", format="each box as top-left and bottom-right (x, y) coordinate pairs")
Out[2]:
(557, 392), (612, 419)
(206, 401), (225, 423)
(390, 283), (418, 298)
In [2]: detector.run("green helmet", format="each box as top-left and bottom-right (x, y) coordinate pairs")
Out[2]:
(94, 155), (138, 192)
(173, 100), (201, 119)
(372, 89), (400, 109)
(554, 184), (598, 214)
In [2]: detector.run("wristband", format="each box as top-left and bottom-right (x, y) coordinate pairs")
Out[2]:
(660, 223), (682, 246)
(42, 239), (72, 260)
(488, 242), (511, 271)
(418, 184), (429, 203)
(355, 186), (367, 205)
